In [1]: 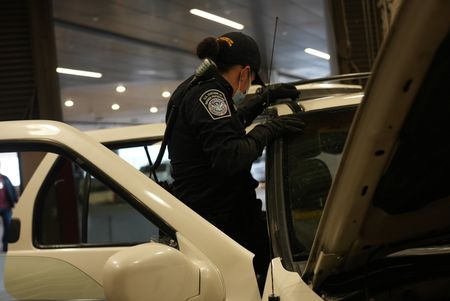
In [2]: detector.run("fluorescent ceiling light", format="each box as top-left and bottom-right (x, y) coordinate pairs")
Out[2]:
(137, 69), (157, 75)
(162, 91), (171, 98)
(64, 99), (74, 107)
(111, 104), (120, 111)
(56, 67), (102, 78)
(190, 9), (244, 30)
(304, 48), (330, 60)
(149, 107), (158, 113)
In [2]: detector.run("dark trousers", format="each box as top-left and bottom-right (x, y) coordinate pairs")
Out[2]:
(209, 210), (271, 294)
(0, 208), (12, 252)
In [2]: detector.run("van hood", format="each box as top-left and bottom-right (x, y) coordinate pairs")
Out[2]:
(304, 0), (450, 288)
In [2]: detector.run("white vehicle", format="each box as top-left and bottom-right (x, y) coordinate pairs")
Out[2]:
(1, 1), (449, 300)
(1, 83), (363, 301)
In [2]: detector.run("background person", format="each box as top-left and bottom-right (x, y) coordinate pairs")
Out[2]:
(0, 162), (18, 252)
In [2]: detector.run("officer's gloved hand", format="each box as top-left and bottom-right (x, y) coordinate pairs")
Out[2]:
(236, 83), (300, 127)
(248, 114), (305, 148)
(261, 114), (305, 139)
(258, 83), (300, 106)
(236, 95), (266, 127)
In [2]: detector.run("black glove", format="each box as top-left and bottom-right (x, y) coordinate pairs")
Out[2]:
(248, 114), (305, 151)
(258, 83), (300, 106)
(235, 95), (266, 127)
(236, 83), (300, 127)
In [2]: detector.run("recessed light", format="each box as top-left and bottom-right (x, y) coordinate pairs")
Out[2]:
(304, 48), (330, 60)
(56, 67), (102, 78)
(64, 99), (74, 107)
(162, 91), (171, 98)
(111, 104), (120, 110)
(116, 84), (126, 93)
(149, 107), (158, 113)
(189, 8), (244, 30)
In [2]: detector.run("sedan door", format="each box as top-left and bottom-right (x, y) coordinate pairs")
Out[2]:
(5, 139), (176, 300)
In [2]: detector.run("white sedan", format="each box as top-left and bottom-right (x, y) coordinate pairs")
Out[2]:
(0, 1), (449, 300)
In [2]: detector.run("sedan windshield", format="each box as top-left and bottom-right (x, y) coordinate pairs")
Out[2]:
(281, 107), (356, 259)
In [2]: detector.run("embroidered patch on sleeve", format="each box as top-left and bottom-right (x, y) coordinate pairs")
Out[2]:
(198, 89), (231, 120)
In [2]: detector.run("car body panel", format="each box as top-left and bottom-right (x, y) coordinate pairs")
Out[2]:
(86, 123), (165, 144)
(300, 92), (362, 112)
(5, 255), (105, 299)
(248, 82), (363, 100)
(262, 258), (322, 300)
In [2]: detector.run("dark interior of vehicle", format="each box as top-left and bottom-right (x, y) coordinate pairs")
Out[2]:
(322, 252), (450, 300)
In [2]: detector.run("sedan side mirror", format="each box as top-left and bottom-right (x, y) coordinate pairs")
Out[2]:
(103, 242), (224, 301)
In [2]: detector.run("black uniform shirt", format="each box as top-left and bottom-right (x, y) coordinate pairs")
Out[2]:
(167, 72), (264, 224)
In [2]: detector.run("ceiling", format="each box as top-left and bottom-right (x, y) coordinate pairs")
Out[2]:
(53, 0), (332, 130)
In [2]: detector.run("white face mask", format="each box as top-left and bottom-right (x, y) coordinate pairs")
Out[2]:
(232, 68), (252, 105)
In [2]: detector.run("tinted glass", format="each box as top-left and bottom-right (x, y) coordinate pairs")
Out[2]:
(283, 108), (355, 257)
(36, 156), (171, 247)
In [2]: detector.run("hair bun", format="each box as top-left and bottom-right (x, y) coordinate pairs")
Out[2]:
(196, 37), (219, 60)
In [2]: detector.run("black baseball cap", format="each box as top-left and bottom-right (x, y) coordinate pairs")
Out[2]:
(217, 32), (265, 86)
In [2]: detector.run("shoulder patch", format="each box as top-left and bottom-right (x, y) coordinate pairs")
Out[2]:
(198, 89), (231, 120)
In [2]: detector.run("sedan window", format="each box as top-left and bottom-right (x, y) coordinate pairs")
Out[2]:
(35, 155), (175, 248)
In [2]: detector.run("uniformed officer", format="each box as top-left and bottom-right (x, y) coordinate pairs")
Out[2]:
(166, 32), (304, 291)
